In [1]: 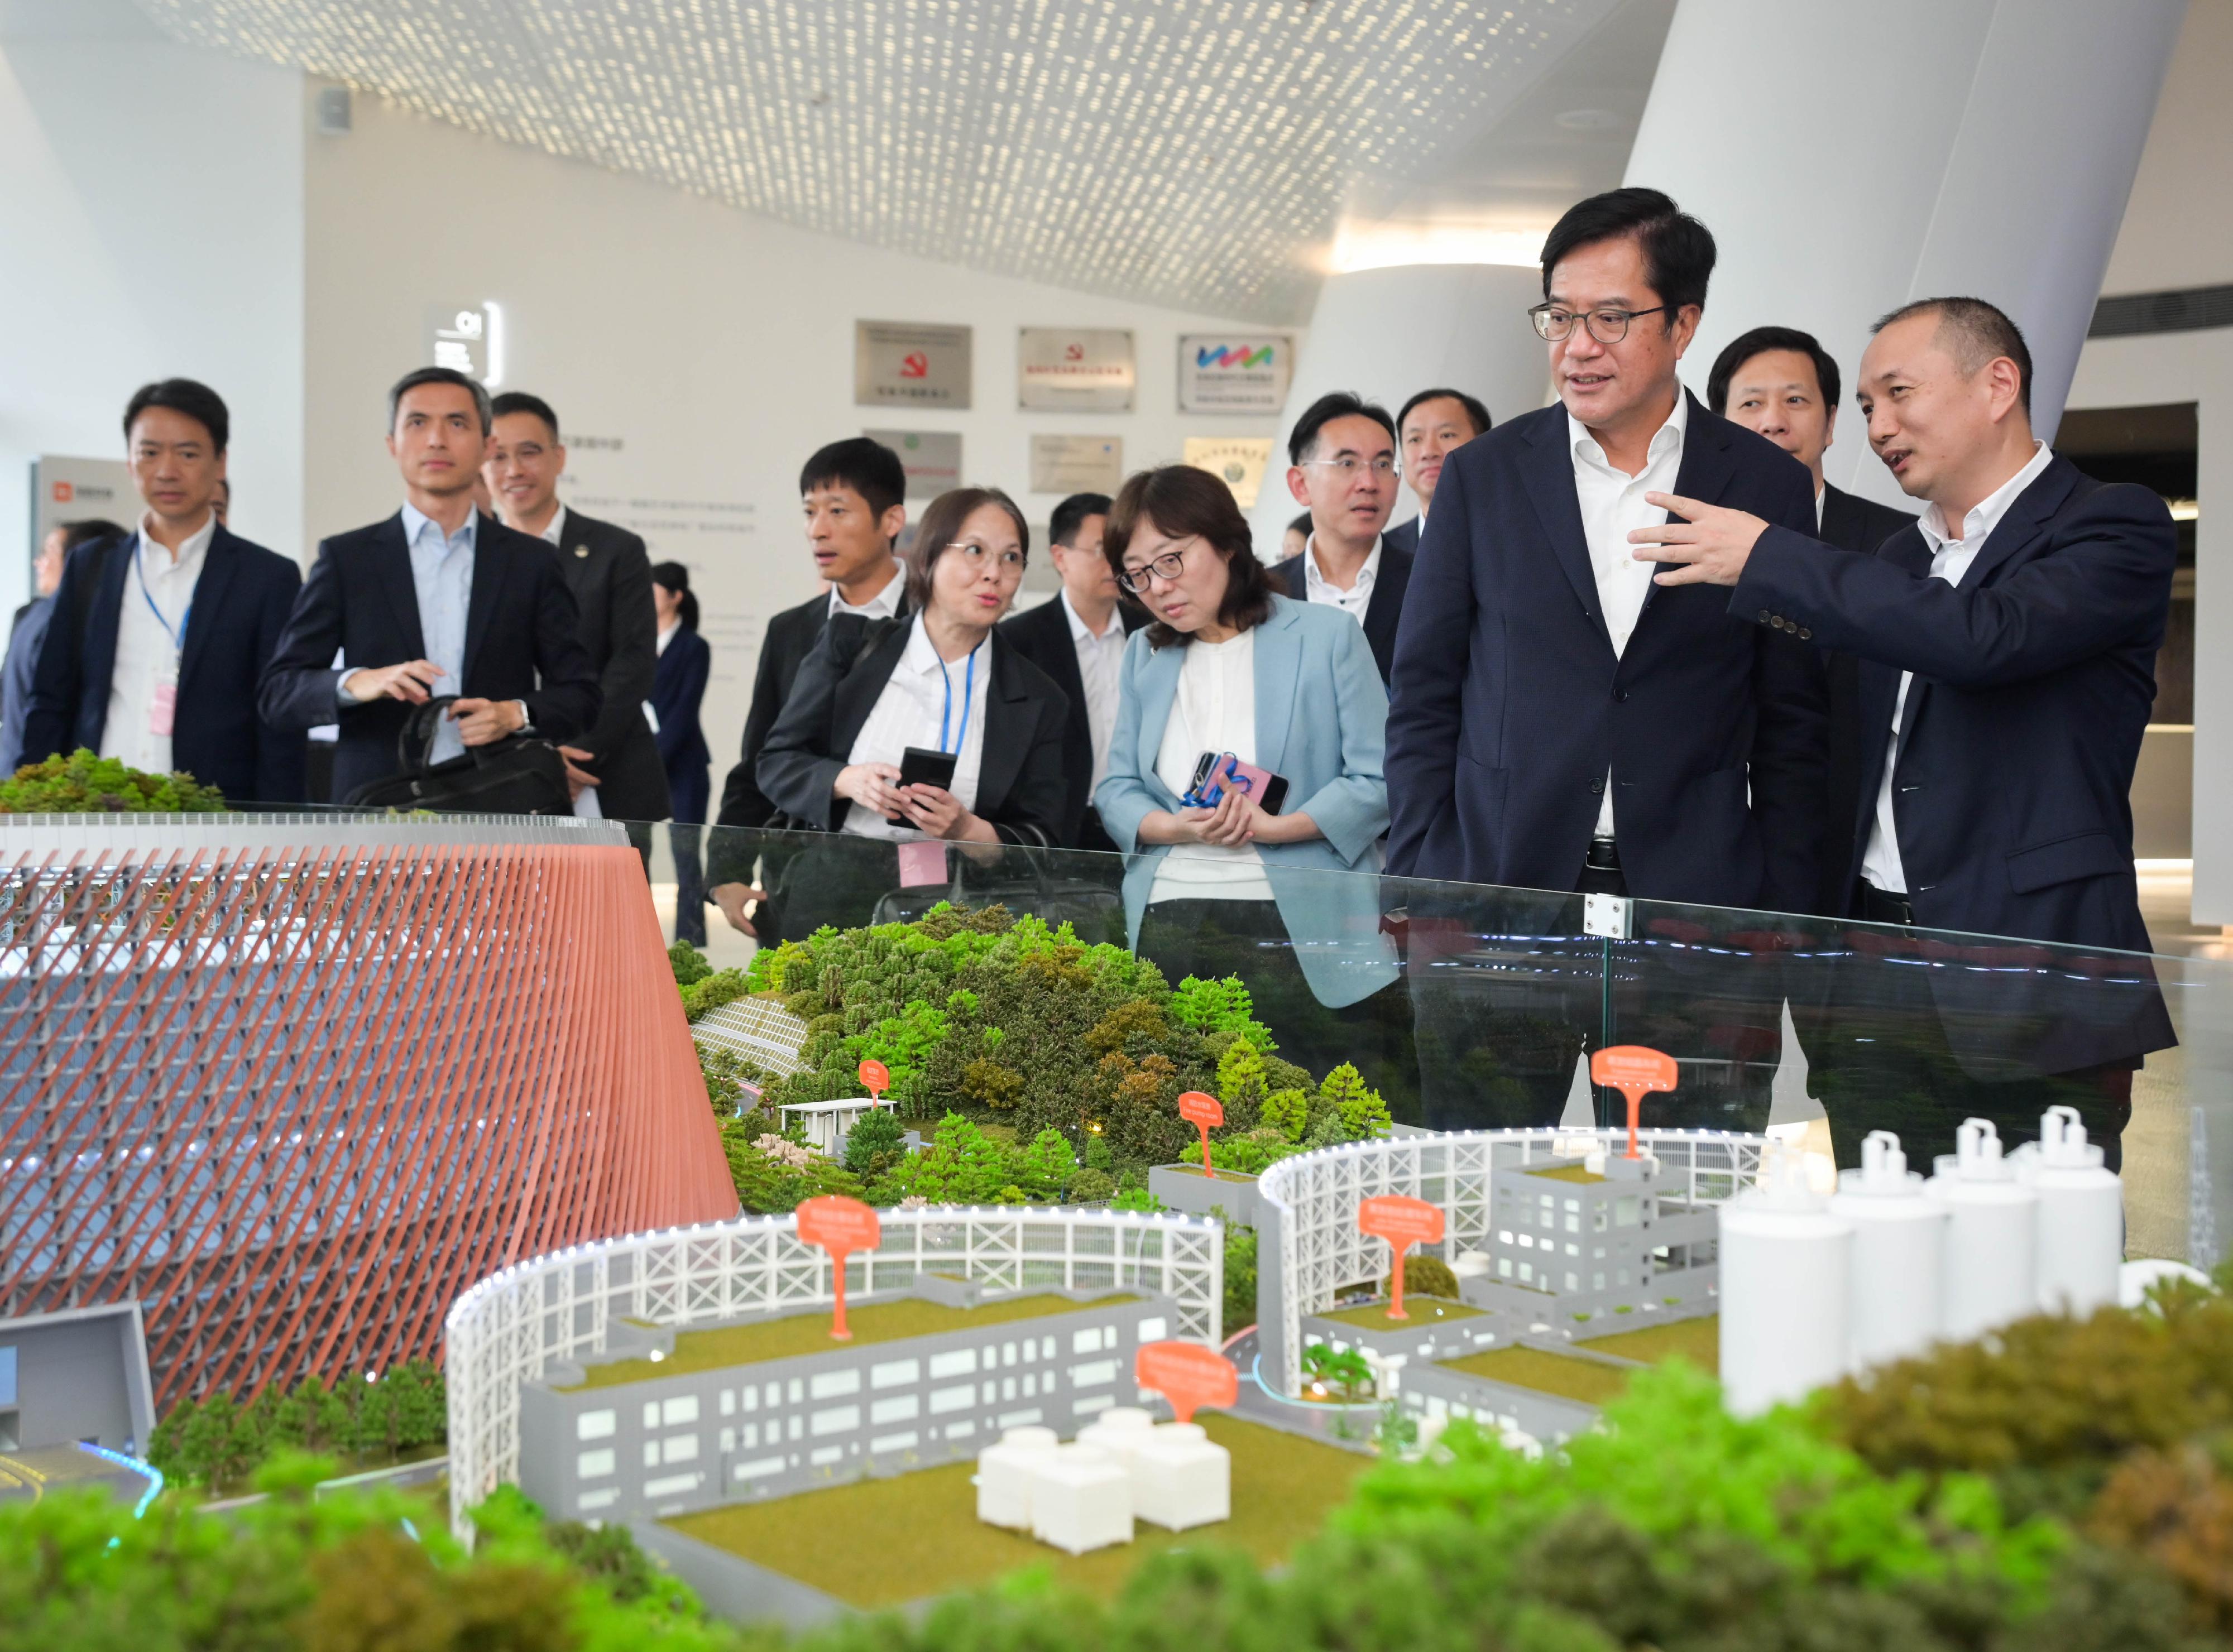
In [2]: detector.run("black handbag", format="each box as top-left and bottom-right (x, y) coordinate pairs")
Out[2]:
(341, 697), (575, 815)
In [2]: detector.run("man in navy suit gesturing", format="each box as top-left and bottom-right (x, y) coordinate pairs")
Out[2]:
(1383, 187), (1827, 1130)
(259, 367), (598, 799)
(1634, 296), (2176, 1164)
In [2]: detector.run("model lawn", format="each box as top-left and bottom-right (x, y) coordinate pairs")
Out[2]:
(664, 1410), (1369, 1608)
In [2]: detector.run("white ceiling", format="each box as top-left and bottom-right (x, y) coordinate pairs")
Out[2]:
(129, 0), (1671, 322)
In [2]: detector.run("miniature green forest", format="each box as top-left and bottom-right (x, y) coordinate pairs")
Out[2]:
(13, 1276), (2233, 1651)
(672, 906), (1391, 1218)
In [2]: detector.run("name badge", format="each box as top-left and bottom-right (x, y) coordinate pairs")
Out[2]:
(150, 681), (177, 737)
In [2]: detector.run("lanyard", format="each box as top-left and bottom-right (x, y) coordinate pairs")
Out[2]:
(136, 539), (192, 654)
(936, 646), (977, 756)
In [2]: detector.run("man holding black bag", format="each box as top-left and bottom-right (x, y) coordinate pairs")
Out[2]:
(259, 368), (600, 805)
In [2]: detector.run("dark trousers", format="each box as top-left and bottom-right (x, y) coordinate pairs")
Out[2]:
(1137, 898), (1416, 1121)
(670, 823), (707, 947)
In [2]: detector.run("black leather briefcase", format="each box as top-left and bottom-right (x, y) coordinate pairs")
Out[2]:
(342, 697), (574, 816)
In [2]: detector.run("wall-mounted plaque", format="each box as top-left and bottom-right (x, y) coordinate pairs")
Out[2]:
(1182, 436), (1274, 508)
(856, 320), (973, 409)
(1018, 328), (1135, 412)
(1029, 434), (1123, 496)
(862, 428), (962, 499)
(1177, 333), (1292, 415)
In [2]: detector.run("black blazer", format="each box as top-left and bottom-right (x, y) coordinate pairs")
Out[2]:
(24, 525), (307, 803)
(257, 511), (600, 800)
(756, 614), (1072, 846)
(716, 589), (912, 831)
(652, 627), (712, 824)
(1269, 537), (1416, 685)
(1383, 515), (1421, 557)
(1811, 482), (1918, 915)
(1386, 394), (1827, 913)
(545, 508), (669, 823)
(996, 593), (1147, 851)
(1735, 455), (2177, 1069)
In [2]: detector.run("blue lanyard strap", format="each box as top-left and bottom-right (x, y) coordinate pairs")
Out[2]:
(136, 540), (191, 654)
(937, 646), (977, 756)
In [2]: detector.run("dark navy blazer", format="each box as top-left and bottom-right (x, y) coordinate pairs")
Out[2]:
(1734, 454), (2177, 1072)
(1385, 393), (1827, 913)
(256, 511), (600, 800)
(23, 525), (306, 802)
(1268, 536), (1415, 686)
(652, 626), (713, 824)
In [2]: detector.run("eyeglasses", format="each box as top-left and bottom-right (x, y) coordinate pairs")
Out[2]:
(1119, 537), (1199, 594)
(946, 541), (1026, 572)
(1529, 303), (1671, 344)
(1300, 456), (1400, 479)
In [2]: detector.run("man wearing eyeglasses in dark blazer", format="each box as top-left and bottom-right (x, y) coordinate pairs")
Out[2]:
(1270, 391), (1413, 685)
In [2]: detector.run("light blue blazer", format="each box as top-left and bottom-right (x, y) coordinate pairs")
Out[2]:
(1095, 594), (1400, 1010)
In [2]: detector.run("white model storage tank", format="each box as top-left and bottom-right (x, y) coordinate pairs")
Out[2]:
(974, 1425), (1058, 1529)
(1718, 1145), (1854, 1415)
(2022, 1105), (2122, 1316)
(1828, 1130), (1948, 1370)
(1929, 1118), (2040, 1340)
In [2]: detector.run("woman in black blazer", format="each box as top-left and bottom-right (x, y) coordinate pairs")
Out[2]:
(650, 562), (713, 944)
(756, 487), (1072, 933)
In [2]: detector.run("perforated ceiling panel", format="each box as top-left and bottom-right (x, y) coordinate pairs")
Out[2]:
(135, 0), (1622, 321)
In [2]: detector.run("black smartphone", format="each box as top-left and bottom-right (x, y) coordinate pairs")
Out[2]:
(890, 745), (960, 823)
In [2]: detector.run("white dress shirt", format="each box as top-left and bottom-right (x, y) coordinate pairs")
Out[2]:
(534, 502), (569, 547)
(1301, 534), (1383, 626)
(1148, 627), (1274, 902)
(1860, 440), (2055, 895)
(398, 503), (477, 764)
(99, 511), (215, 774)
(1061, 589), (1128, 795)
(841, 615), (990, 843)
(1570, 392), (1688, 835)
(830, 571), (904, 622)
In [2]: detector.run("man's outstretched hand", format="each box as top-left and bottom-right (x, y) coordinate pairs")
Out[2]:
(1629, 492), (1770, 587)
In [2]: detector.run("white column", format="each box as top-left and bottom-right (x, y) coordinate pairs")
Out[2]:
(1621, 0), (2183, 503)
(1245, 263), (1548, 559)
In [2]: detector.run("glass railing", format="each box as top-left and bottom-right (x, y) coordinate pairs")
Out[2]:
(612, 818), (2226, 1270)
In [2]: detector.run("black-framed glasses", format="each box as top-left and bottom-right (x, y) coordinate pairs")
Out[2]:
(1529, 302), (1671, 343)
(1118, 537), (1198, 594)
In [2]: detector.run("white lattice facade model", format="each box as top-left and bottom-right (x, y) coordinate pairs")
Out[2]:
(444, 1204), (1221, 1538)
(689, 996), (814, 1076)
(1256, 1128), (1764, 1396)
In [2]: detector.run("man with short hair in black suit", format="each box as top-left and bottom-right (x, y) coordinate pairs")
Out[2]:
(483, 390), (669, 826)
(1637, 295), (2177, 1166)
(257, 367), (600, 799)
(1271, 391), (1413, 684)
(1384, 188), (1827, 1130)
(1708, 326), (1913, 915)
(25, 378), (306, 802)
(1387, 386), (1491, 558)
(708, 437), (909, 937)
(998, 491), (1147, 851)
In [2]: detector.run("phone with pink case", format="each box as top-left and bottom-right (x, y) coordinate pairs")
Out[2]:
(1204, 752), (1290, 815)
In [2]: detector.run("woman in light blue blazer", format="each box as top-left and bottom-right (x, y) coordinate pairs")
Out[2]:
(1094, 466), (1400, 1087)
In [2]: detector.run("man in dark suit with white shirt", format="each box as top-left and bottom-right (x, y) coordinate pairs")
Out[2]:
(1384, 188), (1826, 1131)
(1270, 392), (1414, 684)
(484, 391), (668, 825)
(258, 368), (600, 799)
(25, 379), (305, 802)
(998, 492), (1146, 851)
(1708, 326), (1913, 915)
(1386, 387), (1491, 558)
(1640, 295), (2176, 1166)
(707, 437), (909, 938)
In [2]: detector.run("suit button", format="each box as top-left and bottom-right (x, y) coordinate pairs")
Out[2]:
(1613, 689), (1628, 703)
(1798, 627), (1813, 640)
(1588, 777), (1606, 794)
(1757, 609), (1771, 623)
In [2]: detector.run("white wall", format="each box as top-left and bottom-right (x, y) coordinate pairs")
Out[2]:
(303, 89), (1285, 781)
(0, 20), (303, 611)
